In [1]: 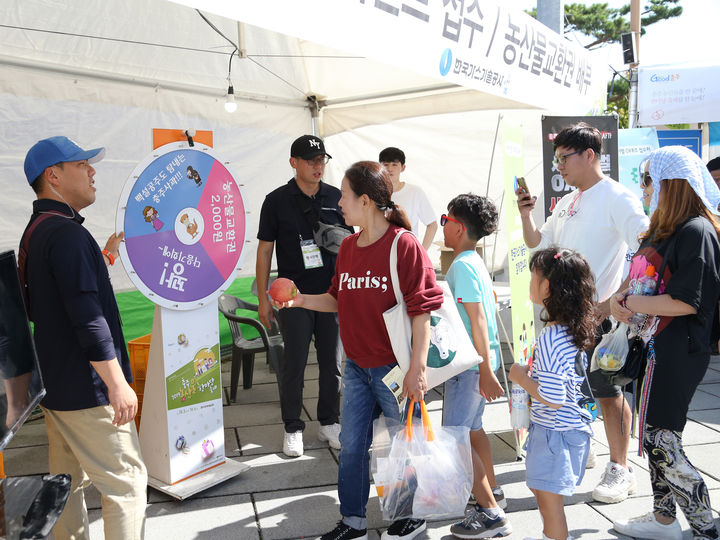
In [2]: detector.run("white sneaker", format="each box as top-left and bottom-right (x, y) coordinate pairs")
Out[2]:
(585, 442), (596, 469)
(592, 461), (637, 503)
(613, 512), (683, 540)
(283, 430), (303, 457)
(318, 423), (342, 450)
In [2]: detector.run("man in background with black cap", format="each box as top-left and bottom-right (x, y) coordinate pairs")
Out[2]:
(256, 135), (349, 457)
(20, 136), (147, 539)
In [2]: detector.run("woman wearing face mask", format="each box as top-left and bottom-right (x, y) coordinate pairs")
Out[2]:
(611, 146), (720, 540)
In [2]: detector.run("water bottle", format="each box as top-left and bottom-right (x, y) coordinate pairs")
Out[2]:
(510, 384), (530, 429)
(639, 265), (657, 296)
(629, 265), (656, 328)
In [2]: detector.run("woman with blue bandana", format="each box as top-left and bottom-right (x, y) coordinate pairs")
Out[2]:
(610, 146), (720, 540)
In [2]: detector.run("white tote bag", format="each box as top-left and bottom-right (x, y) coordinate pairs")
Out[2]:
(382, 230), (483, 389)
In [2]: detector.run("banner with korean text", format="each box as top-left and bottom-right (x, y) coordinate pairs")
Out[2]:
(639, 62), (720, 125)
(502, 121), (535, 451)
(618, 127), (659, 200)
(170, 0), (606, 114)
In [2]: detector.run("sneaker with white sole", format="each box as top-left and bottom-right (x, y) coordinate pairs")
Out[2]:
(320, 521), (368, 540)
(283, 430), (303, 457)
(450, 505), (512, 538)
(613, 512), (683, 540)
(585, 443), (596, 469)
(592, 461), (637, 503)
(381, 518), (426, 540)
(318, 423), (342, 450)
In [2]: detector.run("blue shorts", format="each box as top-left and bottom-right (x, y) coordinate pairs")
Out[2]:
(525, 423), (591, 496)
(442, 370), (486, 431)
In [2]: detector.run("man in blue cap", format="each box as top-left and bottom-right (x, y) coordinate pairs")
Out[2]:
(20, 136), (147, 540)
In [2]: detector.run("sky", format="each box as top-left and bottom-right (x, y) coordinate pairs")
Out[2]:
(505, 0), (717, 76)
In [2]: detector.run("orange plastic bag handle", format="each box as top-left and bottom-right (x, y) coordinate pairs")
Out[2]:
(404, 399), (435, 442)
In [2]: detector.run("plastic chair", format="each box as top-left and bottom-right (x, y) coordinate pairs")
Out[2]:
(218, 294), (284, 401)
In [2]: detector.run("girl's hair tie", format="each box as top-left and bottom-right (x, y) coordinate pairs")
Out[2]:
(553, 252), (562, 259)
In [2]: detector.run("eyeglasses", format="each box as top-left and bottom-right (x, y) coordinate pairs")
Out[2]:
(641, 170), (652, 188)
(440, 214), (465, 230)
(302, 155), (330, 166)
(552, 150), (582, 168)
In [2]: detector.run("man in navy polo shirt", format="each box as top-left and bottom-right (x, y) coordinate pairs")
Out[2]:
(21, 136), (147, 539)
(256, 135), (349, 457)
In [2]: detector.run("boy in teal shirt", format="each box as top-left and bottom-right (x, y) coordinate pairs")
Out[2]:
(442, 194), (511, 539)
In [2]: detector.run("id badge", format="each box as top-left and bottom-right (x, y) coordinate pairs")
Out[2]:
(300, 239), (323, 269)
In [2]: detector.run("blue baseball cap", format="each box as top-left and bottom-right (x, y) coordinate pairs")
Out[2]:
(24, 136), (105, 185)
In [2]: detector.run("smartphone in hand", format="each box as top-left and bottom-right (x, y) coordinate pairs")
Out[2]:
(516, 176), (529, 194)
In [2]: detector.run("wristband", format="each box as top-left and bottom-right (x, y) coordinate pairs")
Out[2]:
(102, 250), (115, 266)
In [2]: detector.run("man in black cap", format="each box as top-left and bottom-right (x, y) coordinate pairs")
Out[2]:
(256, 134), (349, 457)
(20, 136), (147, 539)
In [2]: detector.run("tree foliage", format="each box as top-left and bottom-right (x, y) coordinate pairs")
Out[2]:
(527, 0), (682, 50)
(606, 75), (629, 127)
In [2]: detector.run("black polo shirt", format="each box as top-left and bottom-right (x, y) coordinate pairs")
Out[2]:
(22, 199), (132, 411)
(257, 178), (350, 294)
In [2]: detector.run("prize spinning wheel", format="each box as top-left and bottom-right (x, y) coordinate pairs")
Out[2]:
(117, 142), (248, 310)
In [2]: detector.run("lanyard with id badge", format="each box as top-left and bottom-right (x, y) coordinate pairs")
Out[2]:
(300, 234), (323, 269)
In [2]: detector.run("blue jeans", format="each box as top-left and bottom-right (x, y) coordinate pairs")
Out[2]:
(338, 359), (404, 530)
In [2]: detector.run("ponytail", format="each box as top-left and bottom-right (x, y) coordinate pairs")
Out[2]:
(384, 202), (411, 231)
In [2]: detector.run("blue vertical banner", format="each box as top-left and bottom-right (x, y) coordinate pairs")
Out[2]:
(657, 129), (701, 156)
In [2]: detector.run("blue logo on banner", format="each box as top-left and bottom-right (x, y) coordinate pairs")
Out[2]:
(439, 48), (452, 76)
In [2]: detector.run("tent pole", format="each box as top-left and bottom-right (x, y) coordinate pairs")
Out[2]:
(483, 113), (503, 268)
(236, 22), (247, 59)
(490, 191), (504, 278)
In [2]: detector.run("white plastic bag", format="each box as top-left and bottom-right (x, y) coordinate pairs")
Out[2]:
(371, 400), (472, 521)
(590, 322), (629, 373)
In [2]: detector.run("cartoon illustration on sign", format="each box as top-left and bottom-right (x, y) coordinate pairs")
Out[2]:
(187, 165), (202, 187)
(180, 213), (199, 239)
(166, 344), (222, 410)
(143, 206), (163, 231)
(201, 439), (215, 458)
(193, 347), (217, 377)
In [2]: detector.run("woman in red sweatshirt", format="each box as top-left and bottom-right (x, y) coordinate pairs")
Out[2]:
(273, 161), (442, 540)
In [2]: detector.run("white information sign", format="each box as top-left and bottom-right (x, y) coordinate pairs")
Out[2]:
(638, 62), (720, 126)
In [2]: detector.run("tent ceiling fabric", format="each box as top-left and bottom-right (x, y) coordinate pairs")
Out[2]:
(1, 0), (605, 132)
(169, 0), (607, 131)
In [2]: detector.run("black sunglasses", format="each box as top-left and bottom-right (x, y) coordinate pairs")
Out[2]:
(641, 171), (652, 188)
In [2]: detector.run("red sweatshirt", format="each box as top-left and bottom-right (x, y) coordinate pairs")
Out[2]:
(328, 225), (443, 368)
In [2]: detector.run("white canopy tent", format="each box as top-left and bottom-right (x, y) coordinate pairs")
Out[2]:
(0, 0), (605, 290)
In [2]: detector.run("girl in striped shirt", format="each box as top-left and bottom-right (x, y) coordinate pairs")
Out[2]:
(509, 247), (597, 540)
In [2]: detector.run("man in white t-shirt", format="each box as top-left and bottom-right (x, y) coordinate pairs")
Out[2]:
(379, 147), (437, 250)
(516, 122), (650, 505)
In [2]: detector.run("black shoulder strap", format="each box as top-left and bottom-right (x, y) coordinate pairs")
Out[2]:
(295, 194), (319, 231)
(18, 212), (64, 317)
